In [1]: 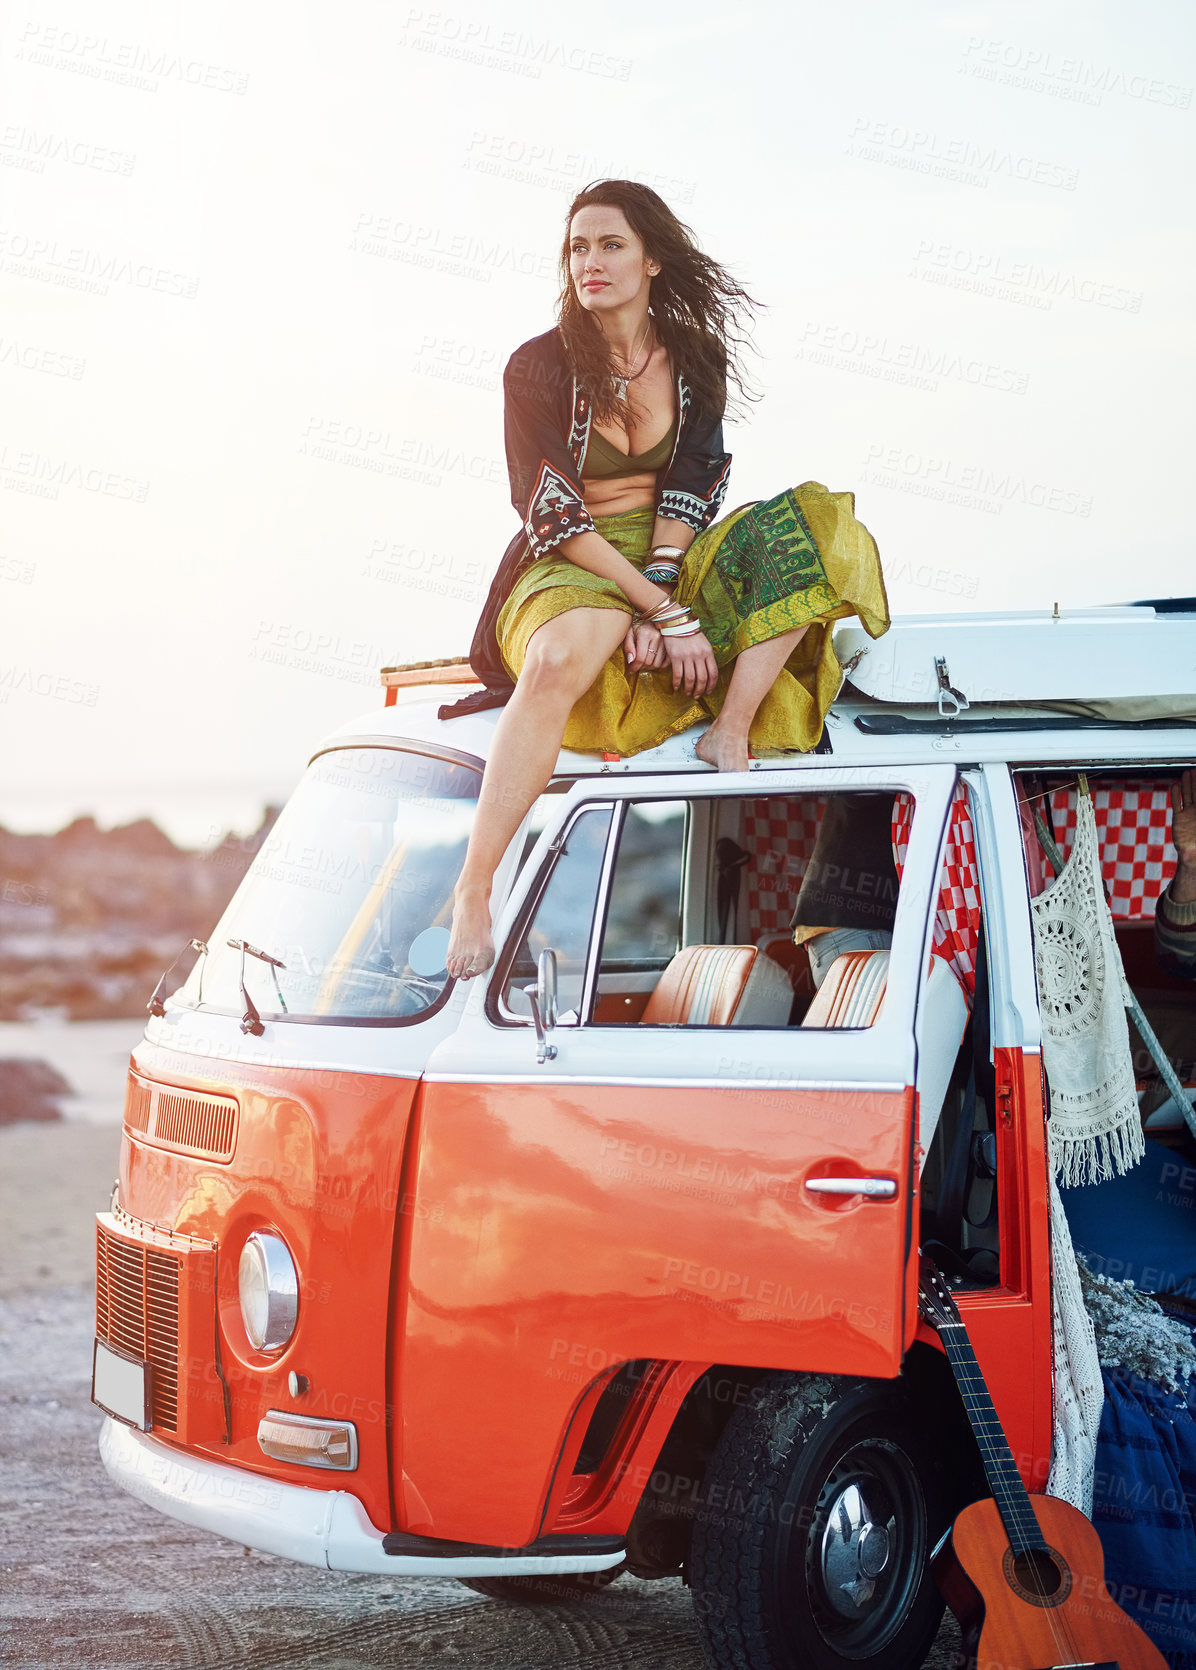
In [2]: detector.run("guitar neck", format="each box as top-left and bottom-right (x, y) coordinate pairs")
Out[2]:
(936, 1319), (1046, 1556)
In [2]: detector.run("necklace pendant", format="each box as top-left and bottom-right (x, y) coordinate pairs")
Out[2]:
(612, 374), (629, 402)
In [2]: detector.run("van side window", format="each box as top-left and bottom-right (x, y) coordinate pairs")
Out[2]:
(502, 805), (614, 1024)
(592, 802), (687, 1023)
(594, 791), (907, 1029)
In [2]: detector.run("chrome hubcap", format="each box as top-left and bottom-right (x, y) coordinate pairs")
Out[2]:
(819, 1481), (897, 1616)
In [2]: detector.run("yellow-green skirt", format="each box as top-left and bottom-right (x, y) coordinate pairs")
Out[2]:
(496, 482), (889, 757)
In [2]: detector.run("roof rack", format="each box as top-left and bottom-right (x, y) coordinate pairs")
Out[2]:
(379, 658), (481, 706)
(856, 713), (1196, 737)
(1125, 596), (1196, 614)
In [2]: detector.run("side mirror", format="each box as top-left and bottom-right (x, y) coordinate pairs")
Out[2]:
(523, 948), (558, 1064)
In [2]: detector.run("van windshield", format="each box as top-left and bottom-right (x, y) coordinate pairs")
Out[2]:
(175, 746), (479, 1024)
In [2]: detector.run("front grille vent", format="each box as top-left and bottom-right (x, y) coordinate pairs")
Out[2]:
(122, 1074), (238, 1162)
(95, 1224), (181, 1431)
(123, 1076), (152, 1133)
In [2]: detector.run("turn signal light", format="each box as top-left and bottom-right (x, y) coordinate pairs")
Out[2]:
(257, 1411), (358, 1471)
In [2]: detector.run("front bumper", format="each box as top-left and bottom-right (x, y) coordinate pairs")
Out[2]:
(99, 1419), (625, 1577)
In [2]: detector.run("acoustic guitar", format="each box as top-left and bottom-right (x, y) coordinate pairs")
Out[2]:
(918, 1259), (1168, 1670)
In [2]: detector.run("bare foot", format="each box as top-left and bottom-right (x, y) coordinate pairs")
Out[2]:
(695, 725), (750, 772)
(446, 885), (495, 982)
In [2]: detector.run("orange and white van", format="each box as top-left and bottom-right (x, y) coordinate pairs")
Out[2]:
(93, 604), (1196, 1670)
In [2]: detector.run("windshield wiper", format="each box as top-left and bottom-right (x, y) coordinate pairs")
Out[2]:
(227, 938), (288, 1035)
(147, 938), (209, 1017)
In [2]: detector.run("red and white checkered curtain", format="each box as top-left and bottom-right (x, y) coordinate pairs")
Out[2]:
(743, 786), (980, 997)
(1028, 784), (1175, 919)
(743, 797), (825, 934)
(742, 780), (1176, 1000)
(892, 786), (979, 995)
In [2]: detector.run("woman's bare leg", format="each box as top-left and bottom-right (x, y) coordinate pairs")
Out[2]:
(446, 606), (631, 981)
(694, 626), (809, 773)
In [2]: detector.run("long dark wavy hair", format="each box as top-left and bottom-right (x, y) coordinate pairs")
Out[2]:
(557, 179), (761, 430)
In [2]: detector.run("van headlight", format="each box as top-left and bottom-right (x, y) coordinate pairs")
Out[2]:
(238, 1231), (298, 1352)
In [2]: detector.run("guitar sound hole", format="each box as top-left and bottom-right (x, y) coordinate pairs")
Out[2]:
(1002, 1544), (1072, 1607)
(1012, 1549), (1063, 1595)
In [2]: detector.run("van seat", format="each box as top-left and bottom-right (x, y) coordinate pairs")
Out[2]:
(642, 945), (758, 1026)
(915, 956), (970, 1154)
(733, 948), (796, 1026)
(801, 950), (890, 1028)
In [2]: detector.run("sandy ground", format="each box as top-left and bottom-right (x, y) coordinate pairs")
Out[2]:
(0, 1029), (962, 1670)
(0, 1123), (121, 1294)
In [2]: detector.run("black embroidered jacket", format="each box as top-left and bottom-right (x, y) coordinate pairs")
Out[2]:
(444, 327), (732, 714)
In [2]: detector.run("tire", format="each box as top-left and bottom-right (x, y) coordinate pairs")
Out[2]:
(458, 1564), (625, 1604)
(690, 1373), (951, 1670)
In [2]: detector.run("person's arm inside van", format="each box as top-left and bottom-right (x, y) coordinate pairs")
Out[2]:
(1157, 769), (1196, 979)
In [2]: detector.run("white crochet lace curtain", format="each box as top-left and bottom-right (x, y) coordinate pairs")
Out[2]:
(1046, 1177), (1104, 1515)
(1030, 793), (1144, 1187)
(1030, 792), (1144, 1514)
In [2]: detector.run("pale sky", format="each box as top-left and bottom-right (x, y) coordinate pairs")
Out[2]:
(2, 0), (1193, 845)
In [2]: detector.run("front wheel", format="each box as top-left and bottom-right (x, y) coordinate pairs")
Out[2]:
(690, 1374), (950, 1670)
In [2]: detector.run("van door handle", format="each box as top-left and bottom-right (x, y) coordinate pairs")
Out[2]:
(804, 1176), (898, 1199)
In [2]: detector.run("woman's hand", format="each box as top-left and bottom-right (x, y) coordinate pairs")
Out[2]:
(662, 628), (719, 697)
(624, 620), (668, 674)
(1172, 769), (1196, 859)
(1170, 768), (1196, 903)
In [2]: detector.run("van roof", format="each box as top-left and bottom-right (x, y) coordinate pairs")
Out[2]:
(320, 604), (1196, 777)
(836, 600), (1196, 709)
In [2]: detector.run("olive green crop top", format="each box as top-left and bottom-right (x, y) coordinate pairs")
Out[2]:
(583, 419), (677, 480)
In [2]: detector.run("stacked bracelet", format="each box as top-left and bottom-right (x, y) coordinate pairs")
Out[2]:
(645, 598), (686, 624)
(644, 597), (702, 639)
(644, 543), (686, 586)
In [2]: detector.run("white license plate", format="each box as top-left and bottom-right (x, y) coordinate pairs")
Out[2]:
(92, 1339), (151, 1430)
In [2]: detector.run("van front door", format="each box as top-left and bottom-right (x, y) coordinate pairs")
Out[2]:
(395, 765), (957, 1547)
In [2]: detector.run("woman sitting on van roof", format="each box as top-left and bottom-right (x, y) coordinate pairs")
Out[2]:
(445, 180), (890, 982)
